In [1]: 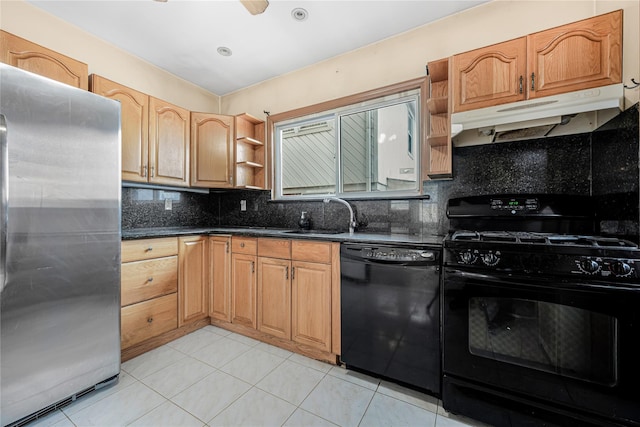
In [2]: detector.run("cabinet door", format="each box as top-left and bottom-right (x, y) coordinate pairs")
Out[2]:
(0, 30), (88, 90)
(178, 236), (208, 326)
(90, 75), (149, 183)
(149, 97), (190, 187)
(527, 10), (622, 99)
(452, 37), (527, 112)
(291, 261), (332, 352)
(231, 253), (257, 328)
(257, 257), (291, 340)
(209, 236), (231, 322)
(191, 112), (234, 188)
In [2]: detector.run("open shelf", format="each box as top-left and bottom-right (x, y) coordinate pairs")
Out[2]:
(426, 57), (452, 179)
(237, 161), (264, 168)
(234, 113), (266, 189)
(237, 136), (264, 146)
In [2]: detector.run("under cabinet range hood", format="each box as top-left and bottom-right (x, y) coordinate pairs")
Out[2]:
(451, 83), (624, 146)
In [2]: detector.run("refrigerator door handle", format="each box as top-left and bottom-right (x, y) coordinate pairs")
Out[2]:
(0, 114), (7, 293)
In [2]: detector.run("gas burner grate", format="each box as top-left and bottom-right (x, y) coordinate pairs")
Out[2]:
(450, 231), (638, 249)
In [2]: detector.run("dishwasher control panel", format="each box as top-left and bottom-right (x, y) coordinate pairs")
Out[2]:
(362, 247), (437, 262)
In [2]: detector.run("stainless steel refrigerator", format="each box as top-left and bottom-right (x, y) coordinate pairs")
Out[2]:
(1, 63), (121, 426)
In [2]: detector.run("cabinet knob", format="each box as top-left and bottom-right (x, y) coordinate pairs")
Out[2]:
(146, 247), (153, 252)
(240, 242), (245, 248)
(147, 317), (153, 323)
(146, 277), (154, 283)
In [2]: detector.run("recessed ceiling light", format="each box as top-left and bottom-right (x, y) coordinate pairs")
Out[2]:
(291, 8), (308, 21)
(217, 46), (233, 57)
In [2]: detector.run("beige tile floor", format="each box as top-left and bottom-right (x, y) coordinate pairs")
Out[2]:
(28, 325), (486, 427)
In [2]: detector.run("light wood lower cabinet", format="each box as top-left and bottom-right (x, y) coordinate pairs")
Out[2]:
(121, 238), (179, 350)
(257, 256), (292, 340)
(121, 293), (178, 349)
(291, 260), (332, 352)
(124, 234), (340, 364)
(178, 236), (209, 326)
(209, 236), (231, 322)
(231, 252), (257, 328)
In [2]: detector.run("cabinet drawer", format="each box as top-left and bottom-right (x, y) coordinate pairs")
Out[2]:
(232, 237), (257, 255)
(291, 240), (332, 263)
(258, 238), (291, 259)
(121, 293), (178, 349)
(122, 237), (178, 262)
(121, 256), (178, 306)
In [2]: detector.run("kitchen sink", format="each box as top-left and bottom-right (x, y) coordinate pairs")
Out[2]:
(284, 229), (344, 235)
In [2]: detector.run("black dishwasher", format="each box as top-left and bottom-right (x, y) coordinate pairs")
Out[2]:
(340, 243), (441, 395)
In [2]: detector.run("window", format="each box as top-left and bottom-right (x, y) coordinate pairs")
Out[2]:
(270, 78), (427, 200)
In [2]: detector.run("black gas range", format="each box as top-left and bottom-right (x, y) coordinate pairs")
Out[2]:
(441, 194), (640, 427)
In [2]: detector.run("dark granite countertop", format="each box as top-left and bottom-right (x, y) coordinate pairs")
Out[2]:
(122, 226), (445, 247)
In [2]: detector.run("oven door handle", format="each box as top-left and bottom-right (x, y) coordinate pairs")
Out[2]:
(445, 267), (640, 292)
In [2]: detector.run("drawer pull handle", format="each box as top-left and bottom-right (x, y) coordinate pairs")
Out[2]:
(147, 317), (153, 323)
(285, 266), (289, 280)
(146, 247), (153, 252)
(146, 277), (154, 283)
(292, 267), (295, 280)
(226, 242), (229, 253)
(251, 261), (255, 273)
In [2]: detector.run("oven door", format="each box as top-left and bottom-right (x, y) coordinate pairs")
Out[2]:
(442, 267), (640, 425)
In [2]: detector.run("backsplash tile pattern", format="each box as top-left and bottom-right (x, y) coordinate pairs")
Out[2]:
(122, 188), (217, 229)
(122, 106), (639, 242)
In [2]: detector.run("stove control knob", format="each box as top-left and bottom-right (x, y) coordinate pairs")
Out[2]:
(610, 260), (632, 277)
(579, 258), (600, 274)
(458, 250), (477, 265)
(481, 252), (500, 266)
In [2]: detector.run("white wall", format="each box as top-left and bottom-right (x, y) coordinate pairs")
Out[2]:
(221, 0), (639, 120)
(0, 0), (220, 112)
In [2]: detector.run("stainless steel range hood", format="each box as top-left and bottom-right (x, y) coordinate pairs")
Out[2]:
(451, 83), (624, 146)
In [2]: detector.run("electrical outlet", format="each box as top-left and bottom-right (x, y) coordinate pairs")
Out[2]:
(164, 198), (172, 210)
(240, 200), (247, 211)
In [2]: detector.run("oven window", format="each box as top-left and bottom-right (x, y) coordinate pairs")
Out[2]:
(468, 298), (618, 386)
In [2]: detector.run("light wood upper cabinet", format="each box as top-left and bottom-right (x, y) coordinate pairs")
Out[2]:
(453, 37), (527, 113)
(191, 113), (234, 188)
(149, 97), (190, 187)
(452, 10), (622, 113)
(0, 30), (88, 90)
(527, 10), (622, 99)
(90, 75), (149, 183)
(209, 236), (232, 322)
(178, 236), (209, 327)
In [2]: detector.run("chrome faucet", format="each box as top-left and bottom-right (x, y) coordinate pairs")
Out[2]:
(323, 197), (356, 235)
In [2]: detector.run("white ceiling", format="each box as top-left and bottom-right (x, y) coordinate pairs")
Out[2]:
(28, 0), (487, 95)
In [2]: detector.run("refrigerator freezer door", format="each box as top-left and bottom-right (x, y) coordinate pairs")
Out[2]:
(0, 64), (121, 426)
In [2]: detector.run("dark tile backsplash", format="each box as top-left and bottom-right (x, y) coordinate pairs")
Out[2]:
(122, 105), (639, 242)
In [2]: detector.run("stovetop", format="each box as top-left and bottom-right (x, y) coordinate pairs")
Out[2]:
(448, 230), (638, 249)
